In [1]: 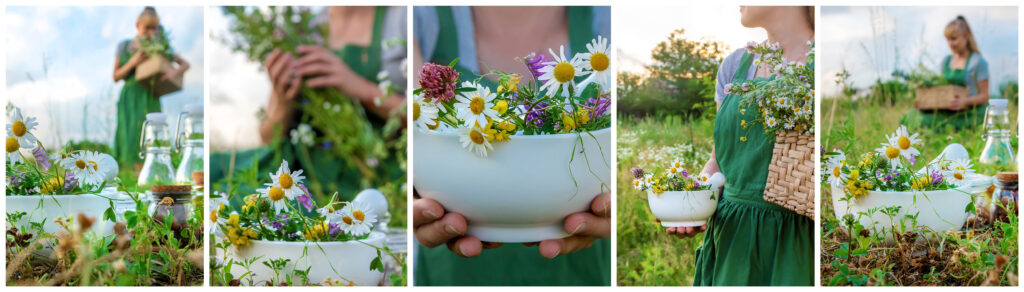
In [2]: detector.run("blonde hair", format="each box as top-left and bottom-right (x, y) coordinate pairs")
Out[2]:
(137, 6), (160, 26)
(944, 15), (980, 55)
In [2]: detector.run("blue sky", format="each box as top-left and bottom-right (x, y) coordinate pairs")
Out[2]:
(821, 6), (1018, 97)
(5, 6), (204, 148)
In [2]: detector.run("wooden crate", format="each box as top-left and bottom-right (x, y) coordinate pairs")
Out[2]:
(915, 85), (967, 110)
(135, 55), (183, 98)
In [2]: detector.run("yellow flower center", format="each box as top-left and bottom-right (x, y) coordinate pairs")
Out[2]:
(353, 210), (365, 222)
(885, 146), (900, 159)
(954, 172), (964, 180)
(589, 52), (609, 71)
(279, 173), (293, 189)
(670, 167), (678, 174)
(469, 129), (485, 145)
(6, 137), (19, 153)
(898, 136), (911, 150)
(89, 160), (98, 171)
(833, 167), (841, 177)
(210, 210), (218, 223)
(12, 121), (27, 137)
(342, 216), (354, 225)
(427, 119), (440, 130)
(553, 62), (575, 83)
(75, 160), (87, 170)
(470, 96), (485, 115)
(413, 102), (421, 121)
(268, 187), (285, 201)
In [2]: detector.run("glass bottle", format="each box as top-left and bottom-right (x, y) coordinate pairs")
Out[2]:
(989, 172), (1018, 224)
(138, 112), (176, 190)
(978, 99), (1016, 171)
(175, 103), (204, 190)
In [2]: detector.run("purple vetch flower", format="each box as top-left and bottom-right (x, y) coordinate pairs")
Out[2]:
(64, 172), (78, 191)
(296, 184), (315, 212)
(680, 169), (689, 178)
(32, 147), (50, 170)
(724, 83), (734, 94)
(930, 170), (944, 185)
(908, 154), (917, 165)
(586, 97), (611, 119)
(630, 168), (645, 179)
(321, 141), (332, 149)
(523, 52), (550, 79)
(693, 182), (701, 189)
(328, 223), (342, 236)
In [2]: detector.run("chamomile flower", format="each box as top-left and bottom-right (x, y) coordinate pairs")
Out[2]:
(874, 138), (903, 169)
(458, 124), (493, 157)
(765, 116), (778, 128)
(944, 159), (974, 187)
(413, 94), (440, 129)
(338, 201), (377, 236)
(537, 45), (585, 97)
(257, 184), (288, 213)
(269, 160), (307, 201)
(784, 120), (795, 130)
(6, 136), (27, 165)
(577, 36), (611, 91)
(696, 173), (711, 185)
(632, 178), (644, 190)
(454, 82), (498, 128)
(666, 165), (683, 178)
(824, 150), (847, 188)
(66, 151), (104, 187)
(7, 107), (38, 146)
(886, 125), (921, 160)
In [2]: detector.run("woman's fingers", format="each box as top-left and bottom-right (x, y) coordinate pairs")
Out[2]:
(296, 46), (334, 67)
(564, 211), (609, 238)
(304, 76), (335, 89)
(589, 193), (611, 217)
(412, 198), (445, 227)
(297, 62), (334, 78)
(413, 212), (467, 248)
(538, 236), (595, 259)
(446, 236), (483, 258)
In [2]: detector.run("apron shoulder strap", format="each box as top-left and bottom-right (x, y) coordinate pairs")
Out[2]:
(734, 51), (755, 82)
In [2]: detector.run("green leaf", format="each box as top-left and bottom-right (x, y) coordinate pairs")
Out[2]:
(448, 57), (459, 68)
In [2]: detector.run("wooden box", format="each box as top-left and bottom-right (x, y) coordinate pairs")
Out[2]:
(135, 55), (183, 98)
(915, 85), (968, 110)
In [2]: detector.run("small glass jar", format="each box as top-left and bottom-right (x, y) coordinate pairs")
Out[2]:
(989, 172), (1018, 223)
(149, 185), (193, 227)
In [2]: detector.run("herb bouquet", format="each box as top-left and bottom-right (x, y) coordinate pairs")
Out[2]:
(210, 159), (399, 286)
(630, 164), (724, 227)
(6, 106), (121, 236)
(725, 40), (816, 218)
(135, 27), (183, 97)
(822, 125), (985, 240)
(412, 37), (612, 242)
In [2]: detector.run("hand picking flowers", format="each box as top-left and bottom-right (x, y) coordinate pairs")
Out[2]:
(726, 40), (815, 135)
(413, 36), (612, 157)
(211, 160), (381, 247)
(629, 162), (714, 196)
(6, 106), (119, 195)
(822, 125), (975, 200)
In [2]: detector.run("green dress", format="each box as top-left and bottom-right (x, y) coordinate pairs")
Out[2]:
(693, 52), (814, 286)
(210, 7), (400, 202)
(114, 40), (162, 167)
(918, 54), (986, 129)
(413, 6), (610, 286)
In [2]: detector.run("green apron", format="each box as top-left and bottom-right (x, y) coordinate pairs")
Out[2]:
(113, 42), (162, 167)
(210, 7), (398, 202)
(918, 54), (986, 129)
(414, 6), (610, 286)
(692, 52), (813, 286)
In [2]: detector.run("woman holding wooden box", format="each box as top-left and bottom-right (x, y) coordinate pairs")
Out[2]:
(913, 15), (990, 129)
(112, 6), (191, 169)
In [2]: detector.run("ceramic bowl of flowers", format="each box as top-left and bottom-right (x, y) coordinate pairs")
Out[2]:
(211, 160), (395, 286)
(412, 37), (613, 243)
(823, 125), (988, 241)
(632, 164), (725, 227)
(6, 107), (121, 237)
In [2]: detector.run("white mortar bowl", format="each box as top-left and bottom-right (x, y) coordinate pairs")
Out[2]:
(6, 193), (115, 236)
(218, 232), (386, 286)
(413, 128), (611, 242)
(647, 189), (719, 227)
(831, 185), (972, 239)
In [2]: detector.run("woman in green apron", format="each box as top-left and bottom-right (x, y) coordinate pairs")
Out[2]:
(411, 6), (611, 286)
(913, 15), (990, 129)
(669, 6), (814, 286)
(210, 6), (407, 202)
(113, 6), (190, 169)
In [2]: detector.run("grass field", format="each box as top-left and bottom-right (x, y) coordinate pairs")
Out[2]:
(616, 114), (714, 286)
(820, 95), (1019, 286)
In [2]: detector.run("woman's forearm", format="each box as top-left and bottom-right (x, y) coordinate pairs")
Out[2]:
(113, 58), (135, 82)
(259, 93), (296, 144)
(345, 76), (407, 123)
(173, 54), (191, 75)
(701, 151), (719, 176)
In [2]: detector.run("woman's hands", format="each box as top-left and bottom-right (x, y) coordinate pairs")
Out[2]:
(295, 45), (369, 98)
(259, 49), (301, 143)
(414, 192), (610, 258)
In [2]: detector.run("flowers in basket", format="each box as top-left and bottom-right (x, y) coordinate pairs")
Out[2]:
(822, 125), (975, 200)
(211, 160), (383, 246)
(6, 106), (118, 195)
(413, 36), (612, 157)
(725, 40), (815, 134)
(629, 163), (713, 197)
(136, 26), (174, 59)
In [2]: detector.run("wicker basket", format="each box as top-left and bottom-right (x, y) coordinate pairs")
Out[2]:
(915, 85), (967, 110)
(764, 130), (815, 218)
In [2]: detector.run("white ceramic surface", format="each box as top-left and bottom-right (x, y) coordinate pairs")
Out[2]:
(5, 193), (116, 236)
(647, 190), (719, 227)
(831, 186), (972, 239)
(413, 128), (612, 242)
(219, 232), (386, 286)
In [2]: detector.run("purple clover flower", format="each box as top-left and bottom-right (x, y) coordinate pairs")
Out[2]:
(523, 52), (550, 79)
(630, 168), (645, 179)
(418, 63), (460, 103)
